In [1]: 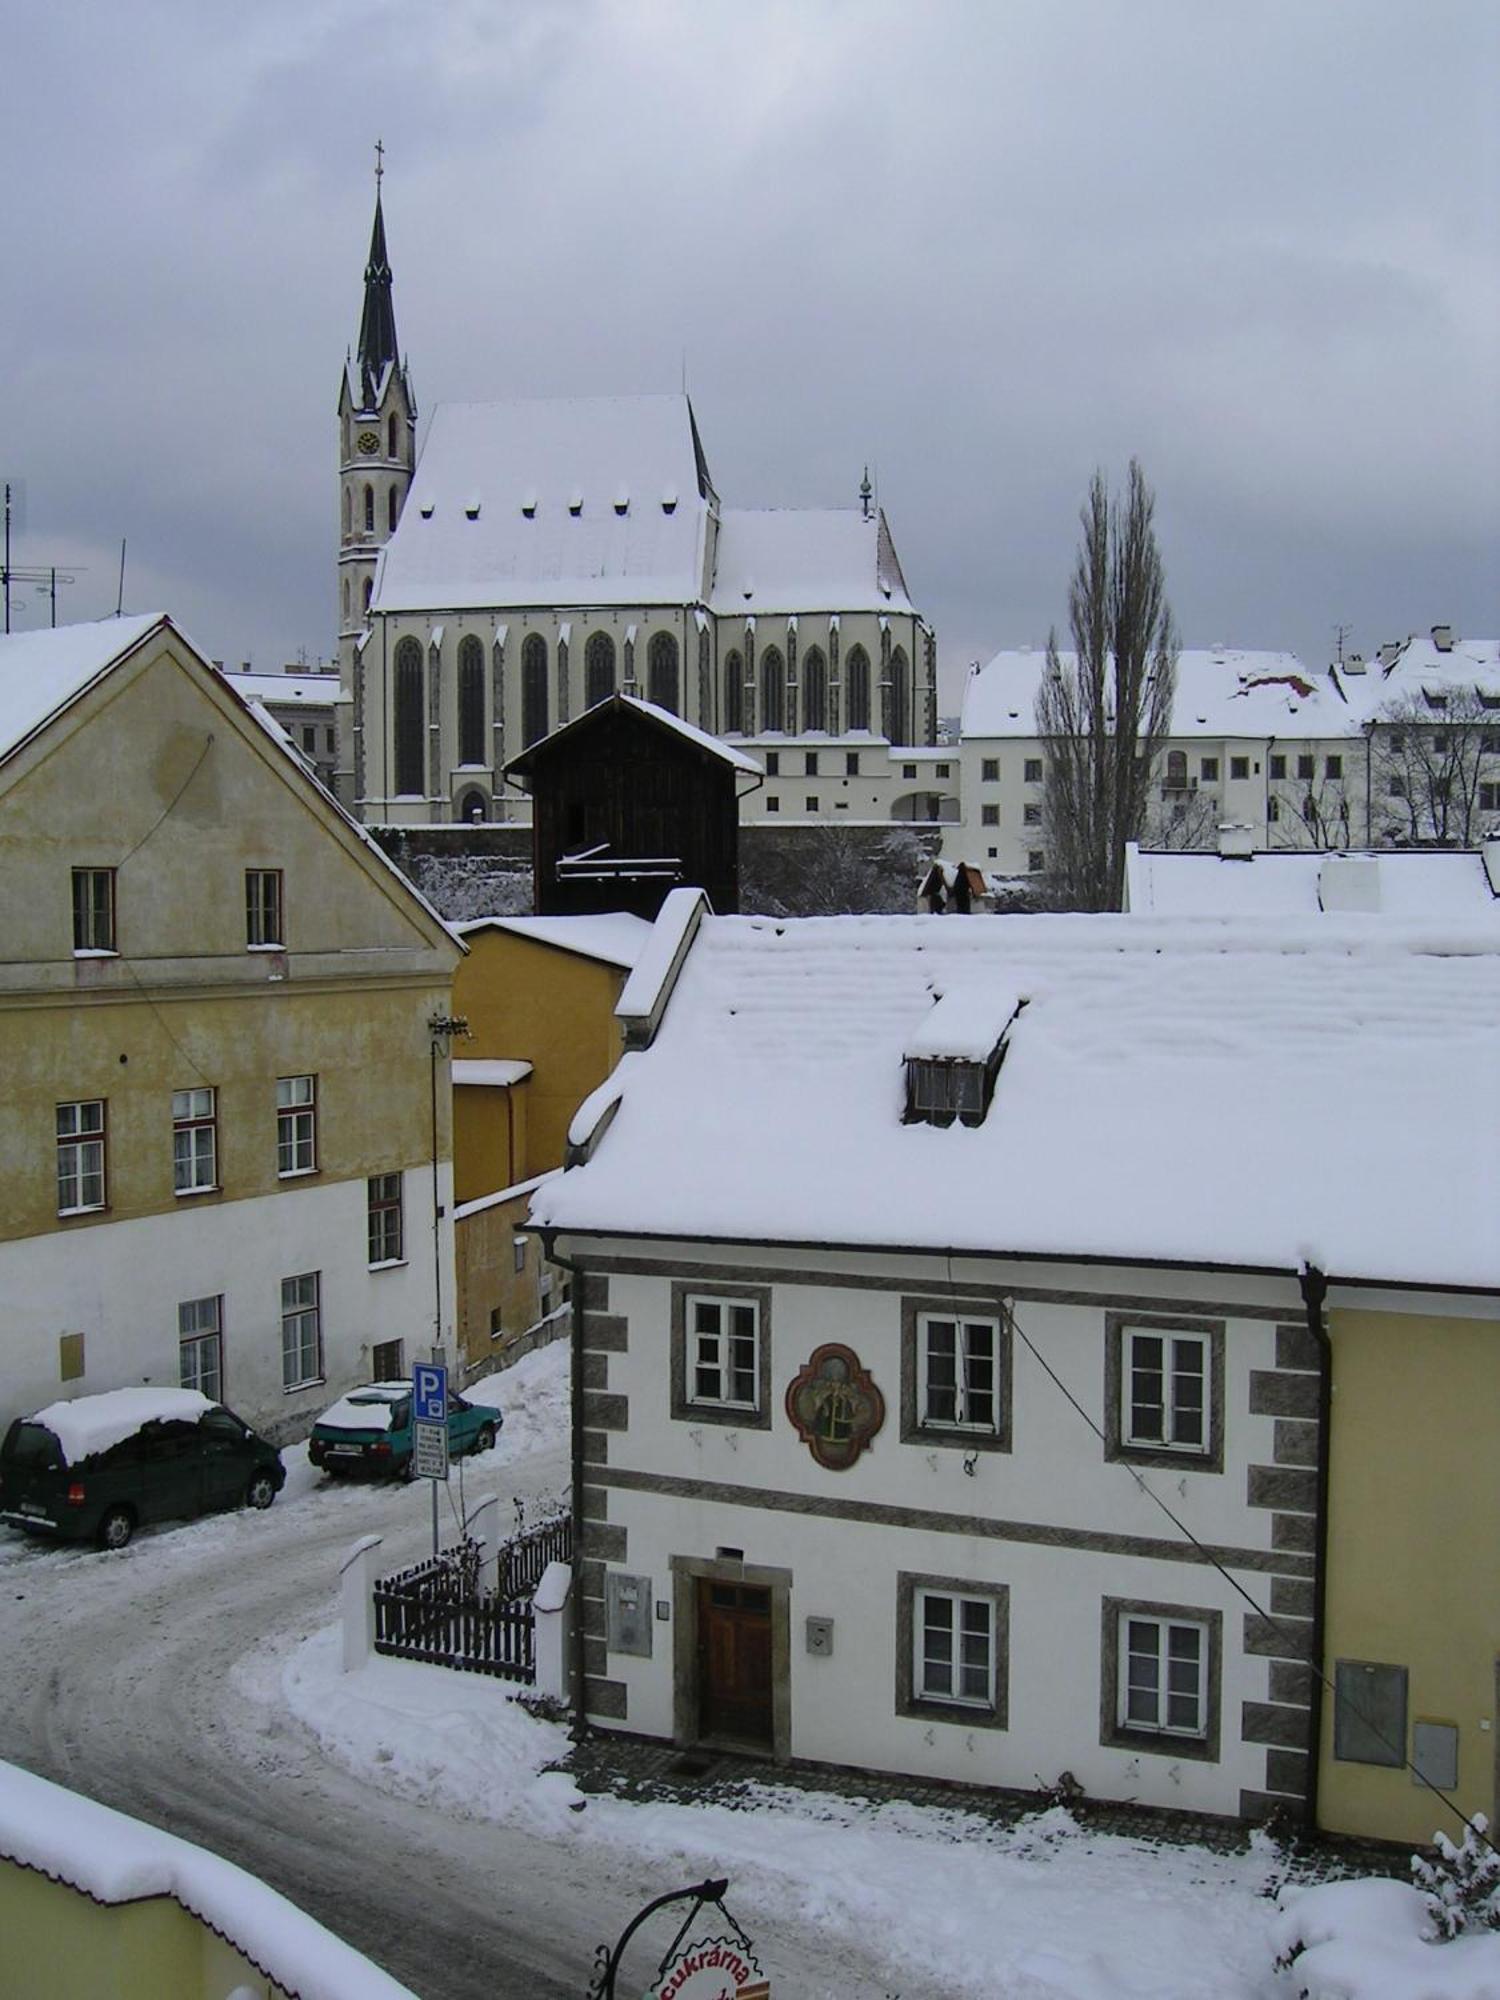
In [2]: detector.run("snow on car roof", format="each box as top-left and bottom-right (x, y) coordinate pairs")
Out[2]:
(26, 1388), (215, 1465)
(315, 1385), (410, 1432)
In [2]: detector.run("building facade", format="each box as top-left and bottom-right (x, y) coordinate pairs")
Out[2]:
(0, 615), (462, 1442)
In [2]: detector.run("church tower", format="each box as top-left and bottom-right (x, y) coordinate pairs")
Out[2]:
(336, 149), (416, 808)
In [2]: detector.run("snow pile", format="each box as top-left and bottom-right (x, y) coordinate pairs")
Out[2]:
(466, 1342), (569, 1467)
(1272, 1878), (1500, 1999)
(0, 1759), (417, 1999)
(26, 1387), (214, 1464)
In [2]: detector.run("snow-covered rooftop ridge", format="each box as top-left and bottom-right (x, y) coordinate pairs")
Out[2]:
(372, 395), (712, 614)
(617, 694), (763, 773)
(531, 911), (1500, 1290)
(1125, 844), (1500, 918)
(0, 1759), (417, 1999)
(216, 667), (341, 703)
(710, 508), (913, 615)
(26, 1387), (215, 1463)
(1331, 633), (1500, 728)
(0, 613), (167, 761)
(962, 646), (1340, 741)
(614, 886), (709, 1038)
(453, 911), (653, 969)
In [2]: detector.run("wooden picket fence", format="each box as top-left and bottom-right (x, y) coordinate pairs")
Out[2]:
(372, 1513), (572, 1683)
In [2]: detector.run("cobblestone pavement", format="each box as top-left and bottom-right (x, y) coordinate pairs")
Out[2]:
(560, 1729), (1408, 1885)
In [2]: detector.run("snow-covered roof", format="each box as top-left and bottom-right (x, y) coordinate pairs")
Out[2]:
(962, 648), (1343, 742)
(371, 396), (712, 613)
(532, 912), (1500, 1290)
(0, 613), (167, 762)
(1331, 634), (1500, 729)
(453, 1058), (534, 1088)
(0, 1760), (416, 1999)
(709, 509), (913, 615)
(453, 911), (653, 969)
(216, 668), (341, 706)
(1125, 844), (1500, 919)
(26, 1387), (215, 1463)
(503, 692), (762, 779)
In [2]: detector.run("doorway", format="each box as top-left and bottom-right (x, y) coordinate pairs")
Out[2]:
(697, 1580), (774, 1748)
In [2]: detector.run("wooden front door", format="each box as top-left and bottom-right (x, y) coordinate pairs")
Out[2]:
(697, 1580), (773, 1748)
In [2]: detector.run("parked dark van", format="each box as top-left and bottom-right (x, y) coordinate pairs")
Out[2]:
(0, 1387), (285, 1549)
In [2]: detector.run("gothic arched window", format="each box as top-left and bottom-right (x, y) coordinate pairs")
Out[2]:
(363, 484), (374, 534)
(522, 634), (549, 747)
(648, 632), (679, 714)
(343, 488), (351, 537)
(458, 634), (486, 766)
(724, 650), (744, 734)
(890, 646), (910, 746)
(846, 645), (871, 731)
(362, 577), (373, 612)
(457, 787), (488, 824)
(802, 647), (828, 733)
(387, 413), (398, 459)
(585, 631), (616, 709)
(394, 637), (424, 796)
(388, 487), (399, 533)
(760, 647), (785, 733)
(342, 579), (350, 622)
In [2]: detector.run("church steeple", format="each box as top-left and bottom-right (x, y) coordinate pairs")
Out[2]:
(356, 154), (400, 406)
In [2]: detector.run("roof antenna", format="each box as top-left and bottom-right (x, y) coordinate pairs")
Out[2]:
(374, 136), (384, 192)
(115, 538), (126, 617)
(859, 466), (872, 521)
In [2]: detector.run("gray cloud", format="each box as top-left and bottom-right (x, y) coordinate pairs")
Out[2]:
(2, 0), (1494, 699)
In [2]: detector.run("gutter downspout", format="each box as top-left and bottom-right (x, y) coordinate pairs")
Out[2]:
(542, 1226), (589, 1746)
(1298, 1263), (1332, 1835)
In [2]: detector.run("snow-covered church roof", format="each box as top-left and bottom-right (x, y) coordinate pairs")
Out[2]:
(532, 910), (1500, 1290)
(371, 395), (715, 614)
(710, 508), (913, 616)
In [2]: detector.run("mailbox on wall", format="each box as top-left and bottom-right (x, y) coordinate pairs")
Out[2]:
(606, 1572), (653, 1657)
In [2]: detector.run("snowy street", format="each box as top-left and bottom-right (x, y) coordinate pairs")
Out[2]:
(0, 1344), (1356, 1998)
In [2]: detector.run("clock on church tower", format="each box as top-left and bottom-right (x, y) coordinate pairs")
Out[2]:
(356, 429), (380, 455)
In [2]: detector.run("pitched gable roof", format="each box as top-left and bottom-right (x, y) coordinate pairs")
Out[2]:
(0, 614), (170, 764)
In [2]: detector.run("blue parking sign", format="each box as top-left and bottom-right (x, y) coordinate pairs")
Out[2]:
(414, 1363), (448, 1425)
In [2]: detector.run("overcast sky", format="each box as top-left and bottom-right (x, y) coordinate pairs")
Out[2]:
(3, 1), (1495, 708)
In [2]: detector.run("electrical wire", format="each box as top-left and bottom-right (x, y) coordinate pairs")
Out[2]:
(1004, 1295), (1497, 1856)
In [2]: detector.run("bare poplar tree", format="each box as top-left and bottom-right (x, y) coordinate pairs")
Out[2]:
(1035, 462), (1178, 909)
(1367, 688), (1496, 847)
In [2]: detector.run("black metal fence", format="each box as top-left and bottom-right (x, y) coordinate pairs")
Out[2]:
(373, 1513), (573, 1683)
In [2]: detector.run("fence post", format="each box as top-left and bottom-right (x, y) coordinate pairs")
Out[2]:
(533, 1560), (573, 1701)
(340, 1533), (384, 1673)
(464, 1492), (502, 1595)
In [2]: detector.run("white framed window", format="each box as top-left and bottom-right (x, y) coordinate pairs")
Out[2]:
(280, 1271), (322, 1390)
(71, 867), (116, 952)
(916, 1588), (996, 1708)
(172, 1086), (218, 1194)
(1118, 1613), (1209, 1738)
(919, 1314), (999, 1433)
(276, 1074), (317, 1177)
(179, 1295), (223, 1401)
(688, 1295), (759, 1411)
(246, 869), (283, 948)
(56, 1099), (106, 1214)
(1123, 1327), (1207, 1453)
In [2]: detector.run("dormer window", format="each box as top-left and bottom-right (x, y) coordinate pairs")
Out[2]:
(521, 491), (538, 519)
(465, 496), (481, 520)
(662, 486), (678, 515)
(902, 988), (1025, 1130)
(569, 492), (583, 517)
(419, 501), (434, 519)
(614, 487), (630, 517)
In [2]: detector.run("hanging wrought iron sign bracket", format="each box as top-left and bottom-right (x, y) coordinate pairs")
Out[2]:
(587, 1875), (765, 1999)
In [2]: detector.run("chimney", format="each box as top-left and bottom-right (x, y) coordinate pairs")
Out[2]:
(1377, 641), (1401, 670)
(1341, 652), (1366, 675)
(1431, 624), (1455, 652)
(1318, 854), (1381, 913)
(1217, 822), (1256, 860)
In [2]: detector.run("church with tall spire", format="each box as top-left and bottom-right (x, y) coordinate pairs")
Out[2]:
(335, 146), (416, 799)
(335, 160), (938, 829)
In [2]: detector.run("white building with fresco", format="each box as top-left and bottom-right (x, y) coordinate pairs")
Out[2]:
(333, 188), (936, 830)
(532, 891), (1500, 1824)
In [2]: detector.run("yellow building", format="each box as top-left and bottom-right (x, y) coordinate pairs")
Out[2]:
(1317, 1290), (1500, 1847)
(448, 913), (646, 1373)
(0, 1758), (415, 1999)
(0, 614), (462, 1441)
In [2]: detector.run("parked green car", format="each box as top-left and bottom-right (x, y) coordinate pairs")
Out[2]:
(0, 1387), (285, 1550)
(307, 1380), (503, 1479)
